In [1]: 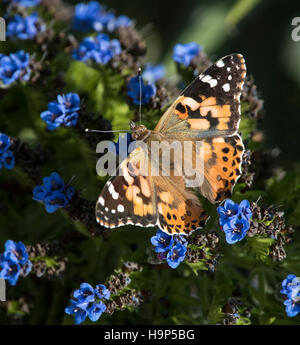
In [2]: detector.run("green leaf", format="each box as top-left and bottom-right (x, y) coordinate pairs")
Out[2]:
(246, 236), (275, 261)
(186, 261), (208, 276)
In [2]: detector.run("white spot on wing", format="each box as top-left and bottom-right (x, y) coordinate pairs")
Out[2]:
(108, 181), (119, 200)
(201, 74), (211, 82)
(208, 79), (218, 87)
(216, 60), (225, 67)
(117, 204), (124, 213)
(223, 83), (230, 92)
(98, 196), (105, 206)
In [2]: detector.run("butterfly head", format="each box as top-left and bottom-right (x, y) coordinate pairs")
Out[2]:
(130, 121), (149, 140)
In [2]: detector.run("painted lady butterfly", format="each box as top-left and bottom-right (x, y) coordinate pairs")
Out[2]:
(96, 54), (246, 235)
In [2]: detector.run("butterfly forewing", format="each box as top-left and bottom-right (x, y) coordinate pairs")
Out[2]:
(155, 54), (246, 139)
(96, 146), (158, 228)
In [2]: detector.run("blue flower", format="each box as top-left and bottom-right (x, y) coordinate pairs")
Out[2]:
(280, 275), (300, 299)
(166, 242), (187, 269)
(94, 34), (121, 64)
(1, 150), (15, 169)
(40, 110), (65, 131)
(73, 283), (95, 303)
(107, 15), (133, 32)
(11, 50), (31, 81)
(66, 282), (110, 324)
(43, 172), (65, 193)
(0, 51), (31, 86)
(33, 172), (75, 213)
(72, 1), (103, 32)
(0, 133), (15, 170)
(127, 76), (156, 105)
(63, 112), (79, 127)
(0, 255), (21, 286)
(142, 64), (165, 84)
(283, 298), (300, 317)
(92, 33), (115, 64)
(223, 217), (250, 244)
(0, 240), (31, 286)
(217, 199), (240, 226)
(10, 0), (40, 7)
(239, 199), (252, 221)
(32, 185), (49, 202)
(87, 301), (106, 322)
(65, 300), (89, 325)
(40, 93), (80, 130)
(95, 284), (111, 300)
(57, 93), (80, 113)
(0, 55), (21, 85)
(72, 34), (121, 65)
(173, 42), (201, 67)
(4, 240), (29, 265)
(44, 192), (68, 213)
(7, 13), (41, 40)
(151, 229), (174, 253)
(72, 37), (98, 62)
(0, 133), (12, 153)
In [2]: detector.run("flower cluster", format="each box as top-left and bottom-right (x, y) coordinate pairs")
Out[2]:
(247, 201), (294, 261)
(0, 50), (31, 86)
(72, 1), (132, 33)
(142, 64), (165, 84)
(280, 274), (300, 317)
(0, 133), (15, 170)
(217, 199), (252, 244)
(65, 283), (110, 325)
(40, 93), (80, 131)
(151, 229), (187, 269)
(0, 240), (32, 286)
(186, 232), (220, 272)
(72, 33), (121, 65)
(127, 76), (156, 105)
(173, 42), (201, 67)
(8, 0), (40, 8)
(26, 242), (67, 278)
(32, 172), (75, 213)
(7, 13), (44, 40)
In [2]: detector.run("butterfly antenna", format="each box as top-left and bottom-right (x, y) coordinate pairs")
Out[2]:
(85, 129), (131, 133)
(138, 67), (142, 125)
(255, 195), (262, 204)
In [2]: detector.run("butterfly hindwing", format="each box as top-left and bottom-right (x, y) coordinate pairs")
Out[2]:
(200, 134), (244, 203)
(154, 175), (209, 235)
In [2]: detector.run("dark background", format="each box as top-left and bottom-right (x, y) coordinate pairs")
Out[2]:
(68, 0), (300, 165)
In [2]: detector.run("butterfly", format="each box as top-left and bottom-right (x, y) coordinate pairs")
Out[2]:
(96, 54), (246, 235)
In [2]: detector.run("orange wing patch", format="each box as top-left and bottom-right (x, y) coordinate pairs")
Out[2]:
(153, 176), (209, 235)
(173, 94), (233, 132)
(199, 134), (244, 203)
(157, 198), (208, 235)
